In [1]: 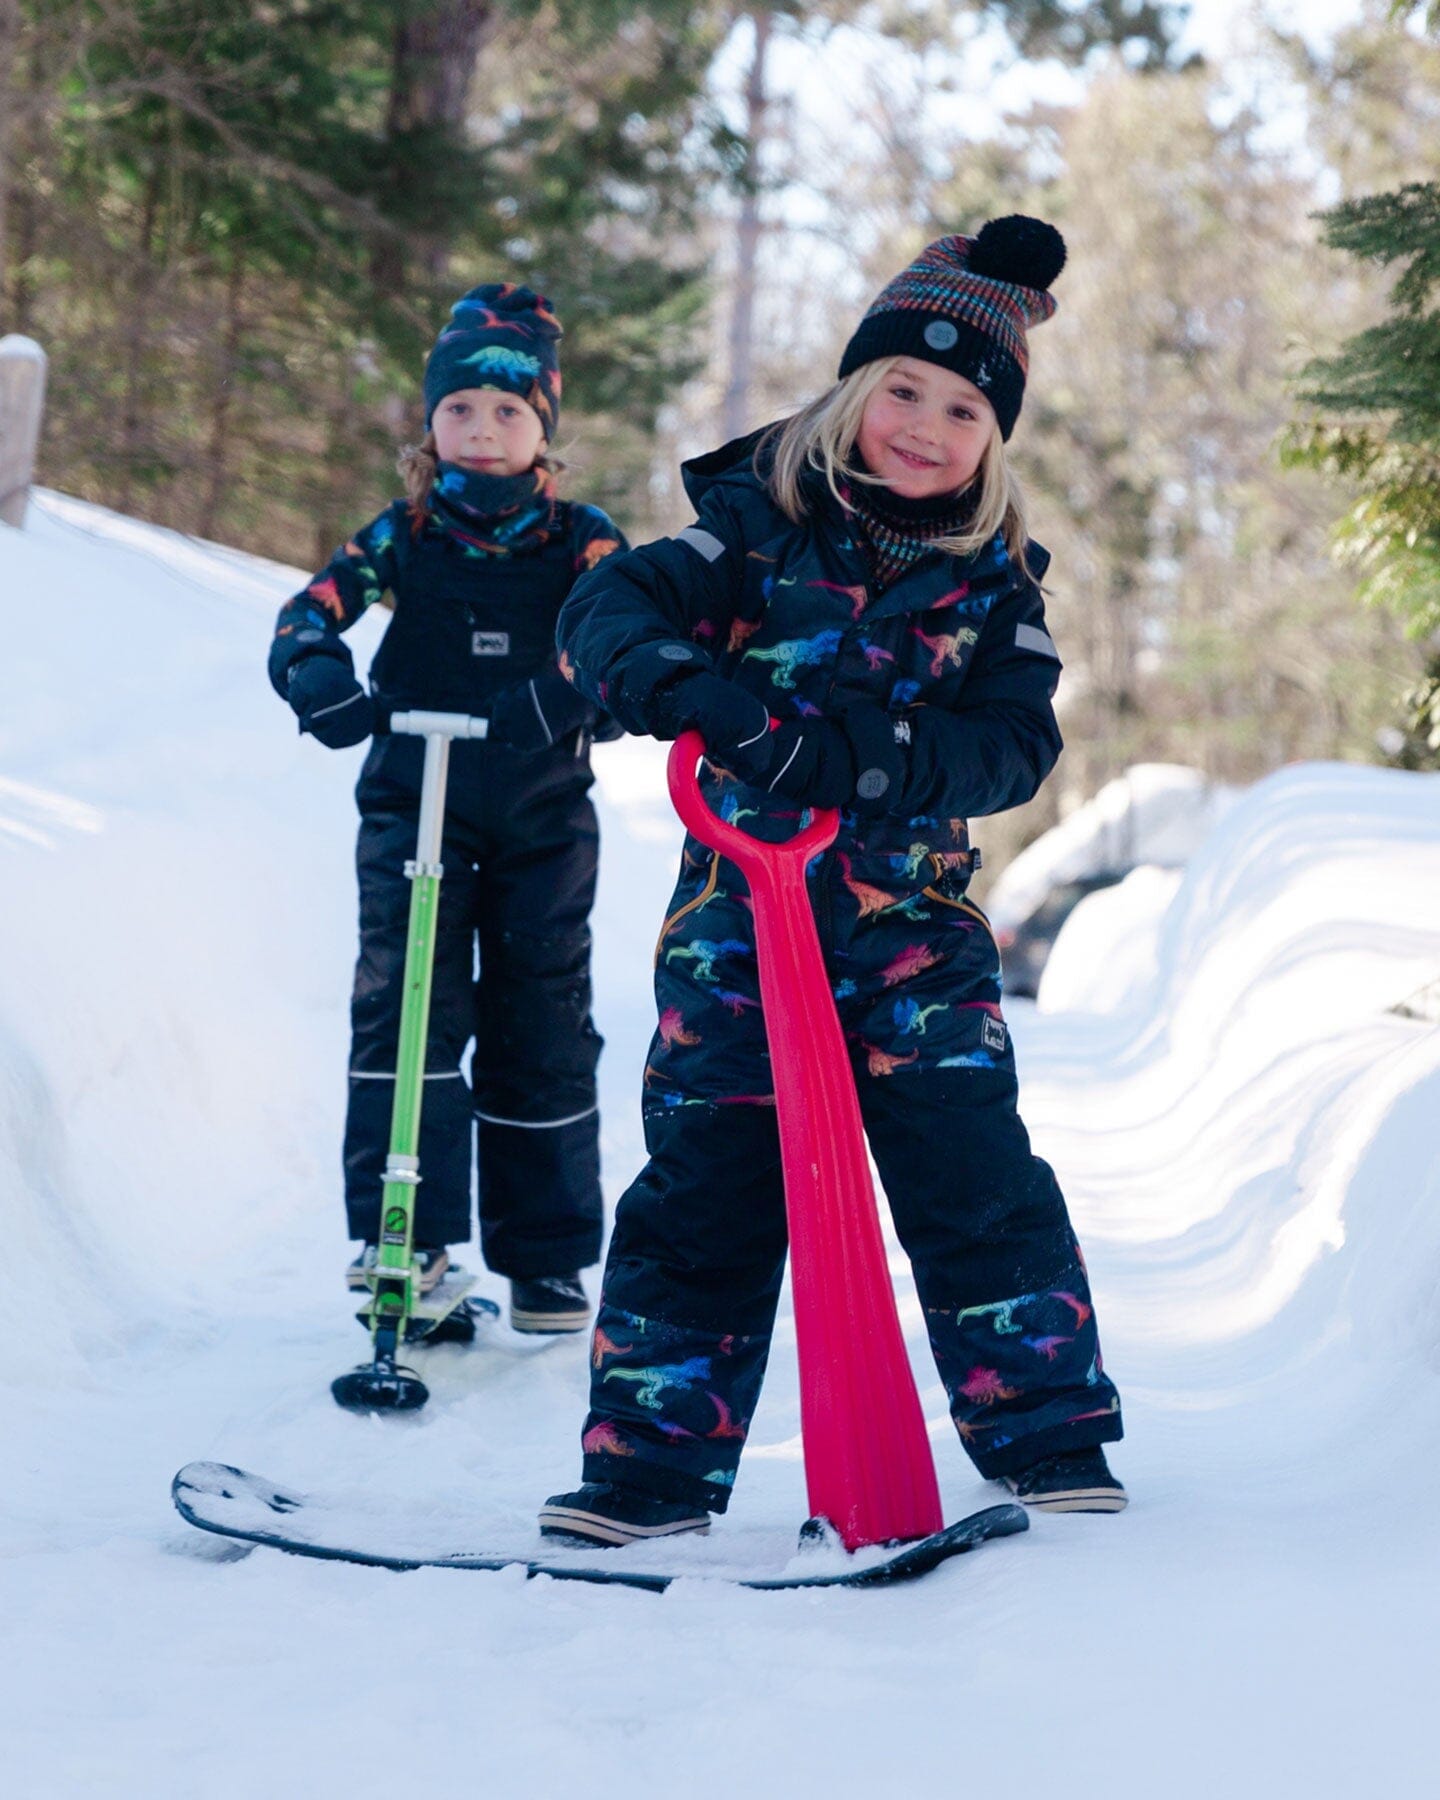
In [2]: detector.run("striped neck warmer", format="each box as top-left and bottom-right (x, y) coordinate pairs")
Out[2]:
(844, 475), (980, 593)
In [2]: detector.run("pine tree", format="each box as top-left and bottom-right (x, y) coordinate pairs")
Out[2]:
(3, 0), (723, 555)
(1284, 3), (1440, 765)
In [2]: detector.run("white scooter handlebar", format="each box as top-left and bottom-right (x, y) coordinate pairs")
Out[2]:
(386, 712), (488, 869)
(388, 709), (489, 740)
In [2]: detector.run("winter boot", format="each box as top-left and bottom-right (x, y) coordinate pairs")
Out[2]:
(346, 1244), (450, 1294)
(1002, 1447), (1127, 1513)
(538, 1482), (711, 1547)
(510, 1273), (590, 1334)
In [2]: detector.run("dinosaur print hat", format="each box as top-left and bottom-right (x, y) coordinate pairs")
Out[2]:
(837, 215), (1066, 440)
(423, 282), (563, 435)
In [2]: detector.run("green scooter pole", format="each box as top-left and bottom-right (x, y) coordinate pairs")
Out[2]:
(331, 709), (488, 1413)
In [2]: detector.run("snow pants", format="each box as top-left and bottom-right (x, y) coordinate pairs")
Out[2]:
(580, 834), (1123, 1512)
(343, 734), (604, 1278)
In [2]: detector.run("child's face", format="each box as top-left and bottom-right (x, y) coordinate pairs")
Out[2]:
(432, 386), (546, 476)
(856, 358), (997, 500)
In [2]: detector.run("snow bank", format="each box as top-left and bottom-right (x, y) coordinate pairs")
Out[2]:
(1036, 863), (1183, 1014)
(1022, 758), (1440, 1416)
(987, 761), (1240, 930)
(2, 498), (372, 1372)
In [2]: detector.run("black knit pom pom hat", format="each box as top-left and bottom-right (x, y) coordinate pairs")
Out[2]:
(837, 215), (1066, 439)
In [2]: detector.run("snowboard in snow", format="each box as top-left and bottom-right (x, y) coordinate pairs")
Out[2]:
(171, 1462), (1027, 1593)
(353, 1269), (500, 1345)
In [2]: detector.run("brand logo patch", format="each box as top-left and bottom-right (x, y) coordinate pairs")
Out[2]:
(923, 319), (959, 351)
(981, 1015), (1008, 1054)
(472, 631), (510, 657)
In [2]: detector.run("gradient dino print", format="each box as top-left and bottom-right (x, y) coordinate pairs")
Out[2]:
(580, 1303), (768, 1506)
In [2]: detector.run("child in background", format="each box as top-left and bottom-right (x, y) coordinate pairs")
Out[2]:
(269, 283), (626, 1333)
(540, 217), (1125, 1545)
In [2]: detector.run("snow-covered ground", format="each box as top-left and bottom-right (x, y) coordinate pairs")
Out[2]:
(4, 493), (1438, 1797)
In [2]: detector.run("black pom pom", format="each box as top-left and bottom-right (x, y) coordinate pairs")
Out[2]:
(967, 216), (1067, 291)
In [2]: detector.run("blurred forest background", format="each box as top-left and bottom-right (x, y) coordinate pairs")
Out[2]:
(3, 0), (1438, 867)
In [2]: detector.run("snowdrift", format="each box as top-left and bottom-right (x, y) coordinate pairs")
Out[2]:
(1029, 761), (1440, 1447)
(3, 494), (1438, 1798)
(985, 761), (1240, 931)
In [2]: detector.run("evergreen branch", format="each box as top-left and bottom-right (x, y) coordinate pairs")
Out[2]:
(117, 72), (412, 248)
(1317, 182), (1440, 314)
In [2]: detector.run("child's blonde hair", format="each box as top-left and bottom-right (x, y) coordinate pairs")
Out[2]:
(761, 357), (1033, 574)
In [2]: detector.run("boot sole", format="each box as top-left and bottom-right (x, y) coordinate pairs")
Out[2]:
(1011, 1487), (1128, 1513)
(510, 1306), (590, 1333)
(536, 1504), (711, 1546)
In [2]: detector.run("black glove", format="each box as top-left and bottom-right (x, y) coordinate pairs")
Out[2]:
(837, 703), (909, 816)
(286, 655), (375, 749)
(607, 639), (712, 737)
(657, 672), (773, 776)
(486, 668), (595, 752)
(764, 703), (908, 815)
(762, 719), (857, 809)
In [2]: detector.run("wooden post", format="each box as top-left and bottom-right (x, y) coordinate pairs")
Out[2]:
(0, 333), (47, 528)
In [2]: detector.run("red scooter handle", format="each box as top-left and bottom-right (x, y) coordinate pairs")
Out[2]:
(666, 732), (942, 1549)
(666, 729), (841, 871)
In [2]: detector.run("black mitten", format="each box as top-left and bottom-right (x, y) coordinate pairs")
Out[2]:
(838, 703), (910, 817)
(659, 672), (773, 776)
(762, 719), (857, 809)
(607, 640), (713, 737)
(487, 668), (595, 752)
(286, 656), (375, 749)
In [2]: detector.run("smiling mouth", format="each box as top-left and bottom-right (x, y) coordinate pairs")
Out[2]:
(890, 446), (940, 470)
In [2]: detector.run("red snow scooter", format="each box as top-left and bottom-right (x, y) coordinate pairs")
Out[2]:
(665, 732), (1024, 1553)
(170, 728), (1025, 1588)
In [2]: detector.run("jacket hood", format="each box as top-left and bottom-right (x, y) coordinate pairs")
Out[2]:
(679, 424), (778, 511)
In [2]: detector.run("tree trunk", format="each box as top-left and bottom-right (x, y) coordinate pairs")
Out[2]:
(200, 259), (244, 540)
(721, 9), (772, 443)
(0, 0), (20, 311)
(116, 165), (161, 513)
(373, 0), (496, 298)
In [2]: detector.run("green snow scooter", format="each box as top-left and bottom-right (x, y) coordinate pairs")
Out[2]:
(332, 708), (498, 1414)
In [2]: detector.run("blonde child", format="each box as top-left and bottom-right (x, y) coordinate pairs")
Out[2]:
(539, 219), (1125, 1544)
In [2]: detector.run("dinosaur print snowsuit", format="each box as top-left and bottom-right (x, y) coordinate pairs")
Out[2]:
(557, 430), (1123, 1511)
(271, 494), (625, 1275)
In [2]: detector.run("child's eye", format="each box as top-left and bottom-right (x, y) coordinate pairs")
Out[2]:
(950, 407), (976, 422)
(890, 386), (917, 401)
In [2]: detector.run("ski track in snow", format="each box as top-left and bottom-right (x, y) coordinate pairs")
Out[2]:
(3, 493), (1438, 1798)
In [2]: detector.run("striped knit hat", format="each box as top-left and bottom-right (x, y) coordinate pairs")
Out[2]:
(424, 283), (563, 434)
(837, 216), (1066, 439)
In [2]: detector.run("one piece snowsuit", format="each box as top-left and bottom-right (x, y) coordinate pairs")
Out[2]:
(270, 491), (627, 1276)
(556, 431), (1123, 1511)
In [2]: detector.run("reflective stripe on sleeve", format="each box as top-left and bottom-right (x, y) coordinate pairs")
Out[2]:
(675, 526), (727, 562)
(1015, 623), (1059, 659)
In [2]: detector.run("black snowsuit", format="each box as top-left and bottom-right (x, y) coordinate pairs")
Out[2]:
(556, 432), (1123, 1510)
(271, 495), (626, 1276)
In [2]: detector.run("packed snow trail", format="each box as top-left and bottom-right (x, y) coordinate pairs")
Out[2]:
(3, 494), (1438, 1798)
